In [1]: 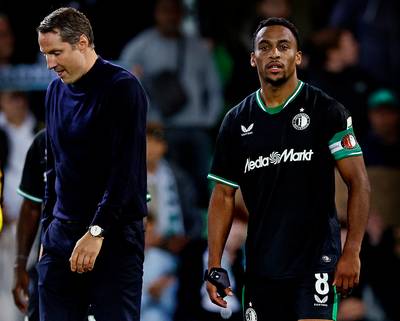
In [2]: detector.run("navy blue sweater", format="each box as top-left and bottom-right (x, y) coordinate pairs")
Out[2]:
(44, 57), (148, 232)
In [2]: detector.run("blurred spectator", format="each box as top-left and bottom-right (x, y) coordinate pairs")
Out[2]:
(196, 1), (259, 112)
(146, 122), (203, 240)
(119, 0), (223, 208)
(142, 214), (180, 321)
(174, 188), (248, 321)
(0, 91), (39, 224)
(0, 90), (38, 321)
(142, 122), (202, 321)
(329, 0), (400, 89)
(0, 126), (5, 233)
(199, 218), (246, 321)
(0, 13), (15, 66)
(307, 28), (377, 138)
(361, 89), (400, 167)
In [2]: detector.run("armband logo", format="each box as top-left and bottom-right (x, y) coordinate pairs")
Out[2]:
(341, 134), (357, 149)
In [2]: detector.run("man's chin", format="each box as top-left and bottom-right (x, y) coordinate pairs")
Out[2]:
(60, 77), (74, 84)
(264, 76), (287, 87)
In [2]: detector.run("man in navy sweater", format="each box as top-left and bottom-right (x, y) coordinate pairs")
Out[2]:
(37, 7), (148, 321)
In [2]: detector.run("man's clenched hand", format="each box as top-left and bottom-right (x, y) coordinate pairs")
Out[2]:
(69, 231), (103, 273)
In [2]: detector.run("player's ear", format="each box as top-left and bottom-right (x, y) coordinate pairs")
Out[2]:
(295, 50), (302, 66)
(250, 52), (256, 68)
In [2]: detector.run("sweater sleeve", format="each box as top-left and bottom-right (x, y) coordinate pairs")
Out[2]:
(90, 76), (148, 232)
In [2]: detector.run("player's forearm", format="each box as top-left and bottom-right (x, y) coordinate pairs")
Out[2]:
(16, 200), (41, 264)
(343, 176), (370, 255)
(208, 185), (235, 268)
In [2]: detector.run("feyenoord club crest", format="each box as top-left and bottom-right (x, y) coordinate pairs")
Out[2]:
(245, 303), (258, 321)
(292, 109), (310, 130)
(341, 134), (357, 149)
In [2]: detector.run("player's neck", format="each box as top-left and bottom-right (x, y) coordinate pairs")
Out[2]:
(260, 76), (299, 109)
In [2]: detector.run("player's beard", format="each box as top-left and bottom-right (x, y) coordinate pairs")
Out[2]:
(263, 75), (288, 87)
(262, 68), (295, 87)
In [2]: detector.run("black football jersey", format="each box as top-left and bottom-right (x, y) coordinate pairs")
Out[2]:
(17, 129), (46, 203)
(208, 81), (362, 279)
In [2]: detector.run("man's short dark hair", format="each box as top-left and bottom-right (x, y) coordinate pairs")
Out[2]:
(252, 17), (300, 51)
(37, 7), (94, 48)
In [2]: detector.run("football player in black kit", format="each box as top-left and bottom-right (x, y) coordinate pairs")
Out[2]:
(205, 18), (370, 321)
(12, 129), (46, 321)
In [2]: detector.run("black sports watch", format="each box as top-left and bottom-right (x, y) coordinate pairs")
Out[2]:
(88, 225), (104, 237)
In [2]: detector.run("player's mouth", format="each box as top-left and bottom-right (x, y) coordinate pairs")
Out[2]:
(266, 62), (284, 73)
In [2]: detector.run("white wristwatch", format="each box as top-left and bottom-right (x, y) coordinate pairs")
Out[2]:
(88, 225), (104, 237)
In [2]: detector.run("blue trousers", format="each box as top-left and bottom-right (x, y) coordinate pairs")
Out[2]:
(37, 218), (144, 321)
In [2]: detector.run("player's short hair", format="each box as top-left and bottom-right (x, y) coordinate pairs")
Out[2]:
(37, 7), (94, 48)
(252, 17), (300, 51)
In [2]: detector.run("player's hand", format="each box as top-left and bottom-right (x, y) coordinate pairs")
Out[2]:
(69, 231), (103, 273)
(205, 267), (234, 307)
(12, 265), (30, 312)
(206, 281), (233, 308)
(333, 250), (360, 297)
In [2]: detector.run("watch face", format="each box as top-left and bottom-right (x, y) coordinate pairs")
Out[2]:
(90, 225), (102, 237)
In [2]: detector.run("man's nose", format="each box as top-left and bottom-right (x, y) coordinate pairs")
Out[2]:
(270, 47), (280, 58)
(46, 56), (57, 70)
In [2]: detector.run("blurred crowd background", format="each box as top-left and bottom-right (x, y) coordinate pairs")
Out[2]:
(0, 0), (399, 321)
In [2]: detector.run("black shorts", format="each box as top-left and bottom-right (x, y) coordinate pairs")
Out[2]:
(243, 272), (339, 321)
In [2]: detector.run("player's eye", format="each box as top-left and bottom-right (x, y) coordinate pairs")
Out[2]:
(279, 44), (289, 50)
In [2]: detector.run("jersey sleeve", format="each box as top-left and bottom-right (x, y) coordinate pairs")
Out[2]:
(326, 101), (362, 161)
(208, 112), (240, 189)
(17, 130), (46, 203)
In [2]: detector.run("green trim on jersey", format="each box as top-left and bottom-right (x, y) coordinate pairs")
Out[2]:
(328, 127), (362, 160)
(146, 193), (151, 203)
(256, 80), (304, 114)
(242, 285), (246, 307)
(332, 286), (339, 321)
(17, 188), (43, 203)
(207, 173), (239, 189)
